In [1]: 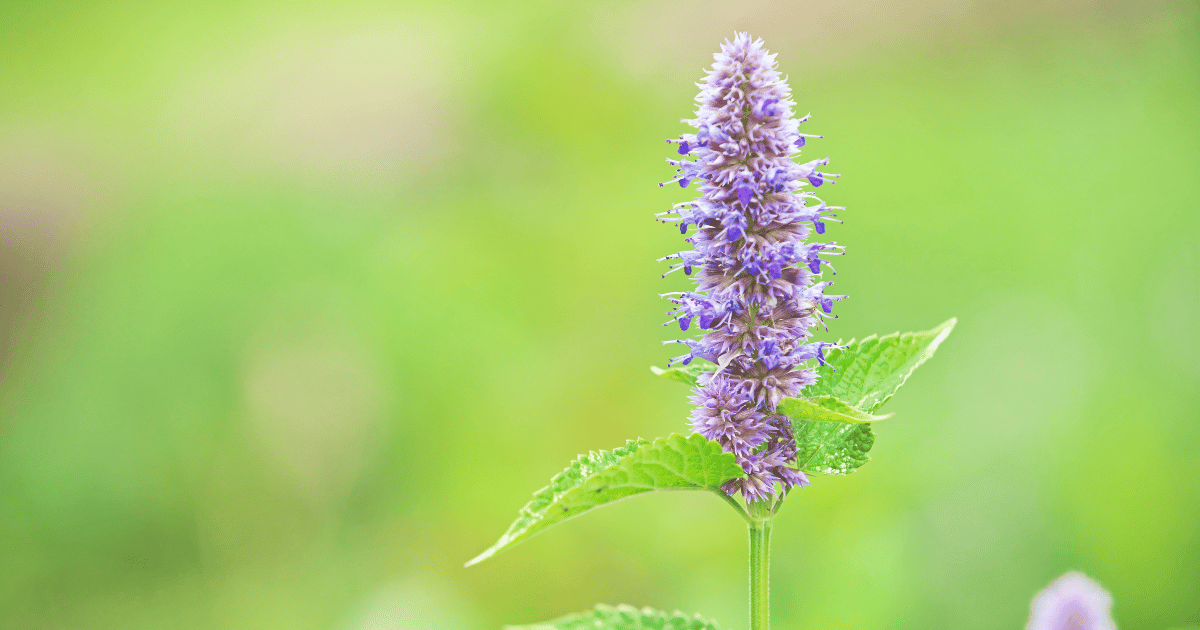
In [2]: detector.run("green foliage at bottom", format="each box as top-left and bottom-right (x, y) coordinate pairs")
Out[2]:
(505, 604), (723, 630)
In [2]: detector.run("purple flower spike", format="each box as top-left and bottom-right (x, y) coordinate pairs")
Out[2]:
(1026, 572), (1116, 630)
(658, 33), (846, 503)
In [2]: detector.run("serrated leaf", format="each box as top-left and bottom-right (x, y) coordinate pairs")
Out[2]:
(777, 395), (893, 424)
(792, 420), (876, 475)
(806, 318), (956, 412)
(505, 604), (723, 630)
(650, 361), (714, 387)
(465, 434), (742, 567)
(787, 319), (953, 475)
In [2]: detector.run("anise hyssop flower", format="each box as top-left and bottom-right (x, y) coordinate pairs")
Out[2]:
(659, 33), (845, 502)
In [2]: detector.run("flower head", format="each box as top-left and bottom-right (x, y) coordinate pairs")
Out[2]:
(659, 33), (843, 502)
(1026, 572), (1117, 630)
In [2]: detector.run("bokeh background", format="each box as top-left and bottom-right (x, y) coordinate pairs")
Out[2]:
(1, 0), (1198, 628)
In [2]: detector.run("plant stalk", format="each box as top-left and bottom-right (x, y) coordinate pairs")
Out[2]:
(748, 517), (772, 630)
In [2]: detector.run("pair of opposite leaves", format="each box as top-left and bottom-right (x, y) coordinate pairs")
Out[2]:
(468, 319), (956, 630)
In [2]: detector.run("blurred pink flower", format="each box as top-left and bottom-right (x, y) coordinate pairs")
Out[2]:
(1026, 571), (1117, 630)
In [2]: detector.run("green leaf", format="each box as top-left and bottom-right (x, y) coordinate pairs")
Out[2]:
(465, 434), (742, 567)
(777, 395), (893, 424)
(806, 317), (957, 412)
(650, 361), (714, 388)
(792, 420), (876, 475)
(788, 319), (953, 475)
(505, 604), (723, 630)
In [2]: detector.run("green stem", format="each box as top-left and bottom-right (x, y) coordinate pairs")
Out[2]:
(718, 492), (753, 524)
(748, 517), (772, 630)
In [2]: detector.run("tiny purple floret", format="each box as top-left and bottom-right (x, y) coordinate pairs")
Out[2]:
(737, 185), (752, 206)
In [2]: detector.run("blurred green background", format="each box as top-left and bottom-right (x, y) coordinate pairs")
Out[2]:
(1, 0), (1198, 628)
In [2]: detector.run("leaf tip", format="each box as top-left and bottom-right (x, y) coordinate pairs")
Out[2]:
(464, 545), (498, 568)
(929, 317), (957, 348)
